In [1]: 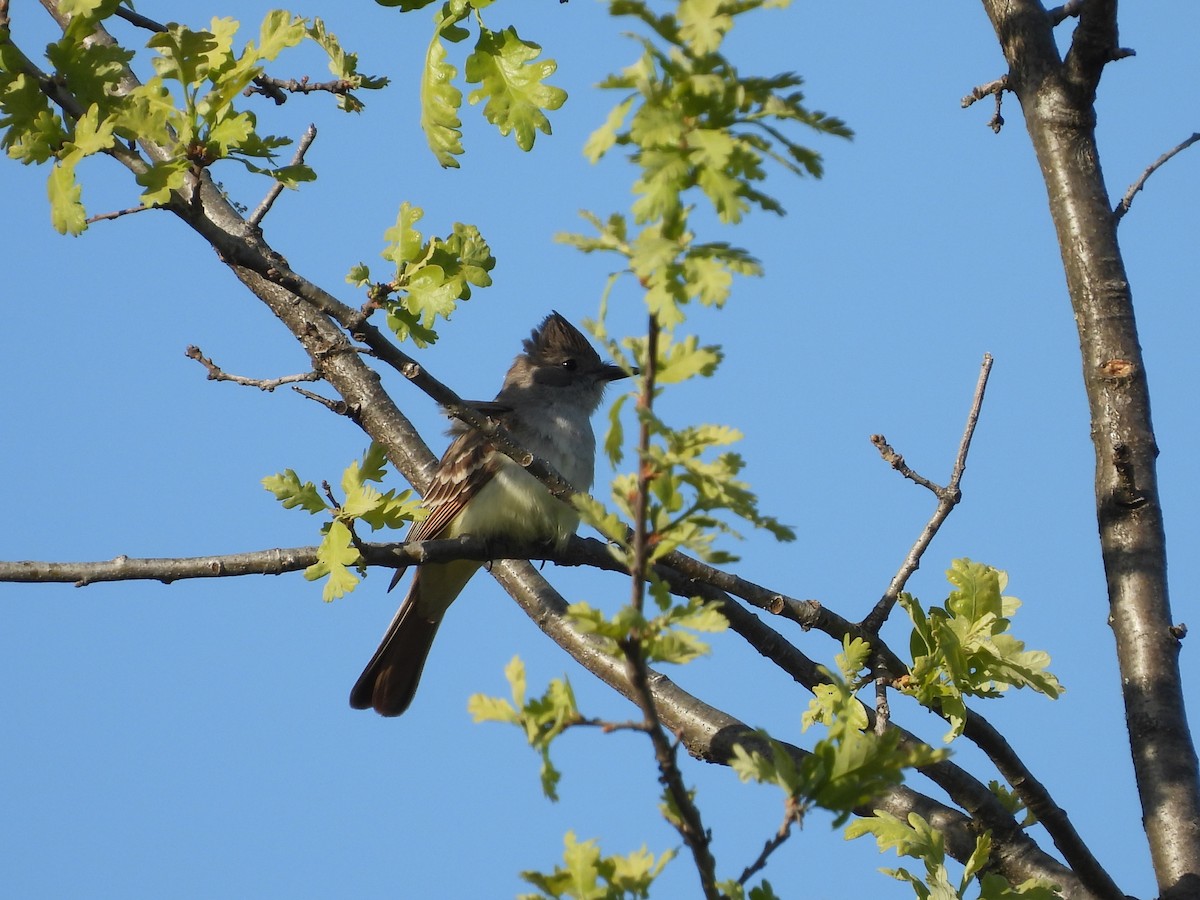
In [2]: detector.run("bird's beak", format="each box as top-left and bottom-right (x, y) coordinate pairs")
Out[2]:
(600, 363), (636, 381)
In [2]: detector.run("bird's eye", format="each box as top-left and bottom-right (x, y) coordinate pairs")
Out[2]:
(561, 358), (577, 371)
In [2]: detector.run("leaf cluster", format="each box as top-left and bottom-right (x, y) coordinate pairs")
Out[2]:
(566, 586), (728, 666)
(732, 638), (947, 827)
(846, 811), (1060, 899)
(518, 831), (675, 900)
(0, 4), (382, 233)
(348, 201), (495, 346)
(262, 443), (423, 601)
(588, 0), (852, 228)
(468, 656), (583, 802)
(387, 0), (566, 167)
(899, 560), (1064, 741)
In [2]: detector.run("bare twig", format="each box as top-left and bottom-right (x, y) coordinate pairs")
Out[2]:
(292, 386), (350, 416)
(1114, 132), (1200, 223)
(960, 74), (1008, 108)
(736, 798), (803, 888)
(0, 535), (594, 587)
(85, 204), (153, 225)
(861, 353), (993, 633)
(247, 123), (317, 227)
(185, 345), (321, 392)
(111, 5), (167, 32)
(245, 75), (355, 102)
(869, 435), (943, 494)
(961, 75), (1008, 133)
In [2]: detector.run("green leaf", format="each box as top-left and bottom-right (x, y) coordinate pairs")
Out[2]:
(47, 158), (86, 235)
(256, 10), (308, 62)
(735, 638), (943, 825)
(519, 832), (674, 900)
(677, 0), (734, 54)
(465, 26), (565, 152)
(374, 205), (494, 345)
(135, 157), (191, 206)
(420, 26), (464, 167)
(900, 560), (1064, 741)
(654, 335), (722, 384)
(381, 201), (427, 267)
(147, 23), (221, 86)
(584, 95), (634, 163)
(262, 469), (327, 513)
(306, 520), (361, 601)
(306, 18), (388, 112)
(470, 657), (583, 802)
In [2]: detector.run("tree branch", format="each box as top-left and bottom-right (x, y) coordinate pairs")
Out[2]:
(861, 353), (993, 633)
(489, 557), (1089, 895)
(1113, 132), (1200, 223)
(244, 75), (357, 103)
(980, 2), (1200, 896)
(17, 7), (1144, 895)
(248, 123), (318, 227)
(185, 344), (321, 392)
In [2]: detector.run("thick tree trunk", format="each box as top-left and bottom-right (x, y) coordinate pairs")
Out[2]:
(980, 3), (1200, 896)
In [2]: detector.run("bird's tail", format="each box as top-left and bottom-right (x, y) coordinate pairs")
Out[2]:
(349, 561), (478, 716)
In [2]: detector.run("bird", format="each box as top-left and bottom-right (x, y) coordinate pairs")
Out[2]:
(350, 311), (631, 716)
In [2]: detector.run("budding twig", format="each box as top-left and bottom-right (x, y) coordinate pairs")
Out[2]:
(861, 353), (993, 633)
(185, 345), (321, 392)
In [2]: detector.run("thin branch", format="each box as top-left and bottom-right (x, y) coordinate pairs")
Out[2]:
(736, 798), (802, 888)
(861, 353), (993, 633)
(185, 344), (321, 392)
(247, 123), (317, 227)
(1114, 132), (1200, 223)
(961, 75), (1009, 132)
(292, 386), (351, 416)
(489, 558), (1086, 894)
(0, 548), (319, 585)
(869, 435), (944, 495)
(245, 75), (356, 102)
(0, 536), (592, 586)
(622, 313), (721, 900)
(84, 204), (153, 225)
(111, 5), (167, 32)
(961, 74), (1008, 109)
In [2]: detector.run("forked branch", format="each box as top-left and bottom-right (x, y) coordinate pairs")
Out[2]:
(861, 353), (993, 633)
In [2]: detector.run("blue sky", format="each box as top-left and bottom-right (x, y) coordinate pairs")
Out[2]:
(3, 2), (1198, 897)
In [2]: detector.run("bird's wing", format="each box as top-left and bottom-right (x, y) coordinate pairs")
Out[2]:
(408, 428), (499, 543)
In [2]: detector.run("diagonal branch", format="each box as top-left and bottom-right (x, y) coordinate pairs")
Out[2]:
(861, 353), (993, 633)
(490, 558), (1088, 895)
(248, 123), (318, 227)
(1113, 132), (1200, 223)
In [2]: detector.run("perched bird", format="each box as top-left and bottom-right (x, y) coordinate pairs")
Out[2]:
(350, 312), (631, 716)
